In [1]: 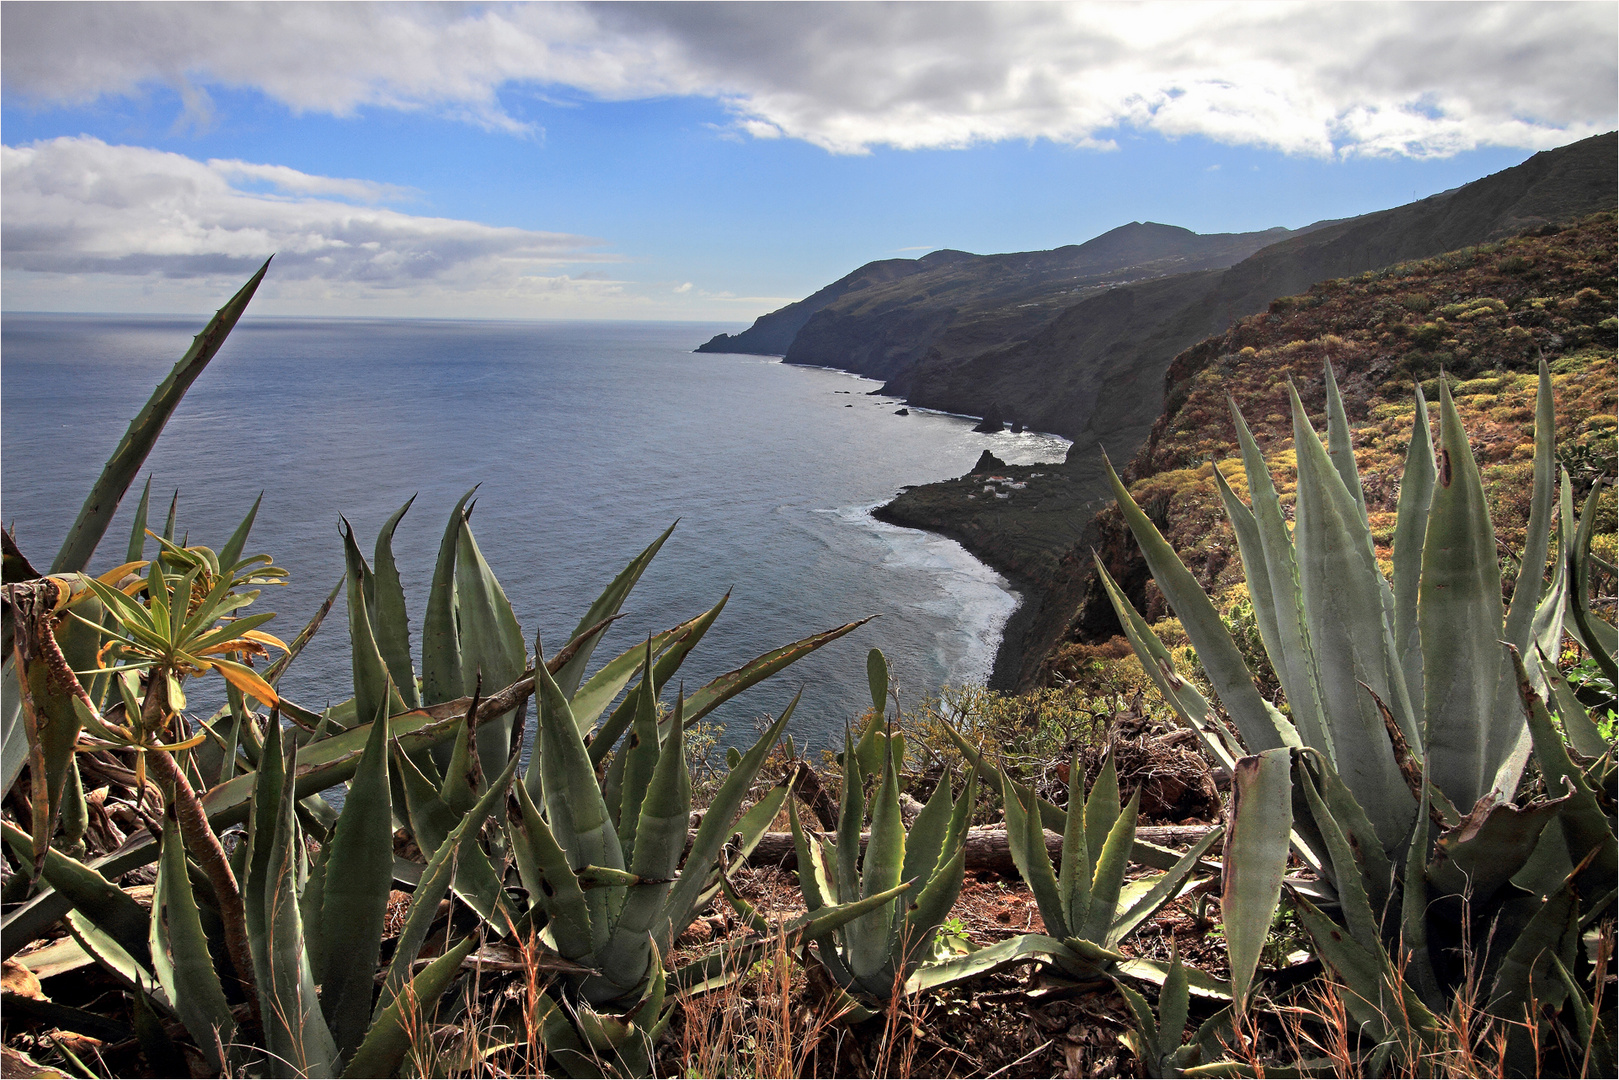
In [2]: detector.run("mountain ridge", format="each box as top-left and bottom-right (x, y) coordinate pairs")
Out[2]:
(696, 220), (1306, 371)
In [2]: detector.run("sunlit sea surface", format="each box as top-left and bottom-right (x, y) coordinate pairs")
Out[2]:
(1, 316), (1068, 752)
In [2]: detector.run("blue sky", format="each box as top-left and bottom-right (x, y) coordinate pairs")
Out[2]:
(3, 2), (1614, 321)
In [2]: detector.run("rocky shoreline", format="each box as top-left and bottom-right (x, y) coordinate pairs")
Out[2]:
(874, 453), (1117, 692)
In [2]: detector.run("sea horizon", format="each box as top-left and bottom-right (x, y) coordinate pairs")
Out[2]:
(2, 312), (1070, 752)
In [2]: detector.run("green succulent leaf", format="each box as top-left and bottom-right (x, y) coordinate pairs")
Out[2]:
(1223, 748), (1293, 1010)
(318, 698), (395, 1059)
(1105, 454), (1300, 754)
(52, 260), (270, 574)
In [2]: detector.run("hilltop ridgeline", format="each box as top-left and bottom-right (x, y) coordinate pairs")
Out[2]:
(697, 221), (1305, 369)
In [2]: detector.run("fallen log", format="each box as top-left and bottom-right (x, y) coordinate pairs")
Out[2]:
(711, 825), (1219, 876)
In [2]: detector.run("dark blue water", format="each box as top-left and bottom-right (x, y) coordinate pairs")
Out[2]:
(1, 315), (1069, 751)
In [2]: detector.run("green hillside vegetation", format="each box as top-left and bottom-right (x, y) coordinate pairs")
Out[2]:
(1054, 210), (1616, 684)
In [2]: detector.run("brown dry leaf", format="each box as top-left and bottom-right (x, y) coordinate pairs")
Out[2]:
(1, 959), (46, 1001)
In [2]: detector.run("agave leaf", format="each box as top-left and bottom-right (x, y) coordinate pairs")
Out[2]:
(393, 741), (513, 931)
(243, 711), (288, 993)
(318, 698), (395, 1059)
(656, 705), (792, 951)
(342, 934), (477, 1080)
(788, 796), (833, 909)
(124, 477), (154, 564)
(1567, 479), (1618, 679)
(1287, 381), (1416, 851)
(64, 908), (168, 1008)
(1488, 875), (1578, 1073)
(259, 748), (339, 1079)
(1294, 766), (1381, 954)
(595, 699), (690, 1000)
(1083, 789), (1140, 947)
(1551, 952), (1616, 1074)
(1094, 559), (1241, 770)
(1003, 773), (1066, 939)
(1422, 379), (1515, 809)
(148, 811), (235, 1074)
(615, 642), (662, 864)
(1, 820), (151, 967)
(907, 933), (1063, 994)
(1106, 455), (1300, 754)
(1228, 401), (1333, 759)
(368, 496), (419, 709)
(1530, 472), (1572, 676)
(898, 769), (956, 901)
(680, 617), (877, 726)
(510, 780), (596, 963)
(452, 516), (528, 772)
(555, 522), (677, 700)
(1504, 361), (1558, 664)
(1391, 383), (1438, 713)
(1426, 792), (1568, 910)
(846, 737), (905, 979)
(1511, 647), (1617, 895)
(1109, 827), (1223, 946)
(901, 841), (968, 967)
(1084, 756), (1122, 884)
(574, 596), (725, 743)
(1301, 744), (1396, 915)
(536, 659), (624, 946)
(1057, 755), (1092, 939)
(1293, 895), (1423, 1045)
(1223, 748), (1293, 1010)
(421, 488), (477, 707)
(53, 261), (270, 574)
(1538, 651), (1608, 760)
(1323, 362), (1368, 518)
(263, 575), (342, 690)
(866, 646), (889, 715)
(835, 728), (864, 915)
(376, 754), (518, 1021)
(341, 518), (403, 739)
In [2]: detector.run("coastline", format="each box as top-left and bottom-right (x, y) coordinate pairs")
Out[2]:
(874, 454), (1116, 694)
(699, 346), (1083, 690)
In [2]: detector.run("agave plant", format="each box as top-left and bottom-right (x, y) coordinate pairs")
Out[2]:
(1101, 359), (1616, 1074)
(783, 717), (978, 1018)
(993, 754), (1225, 991)
(1117, 947), (1242, 1078)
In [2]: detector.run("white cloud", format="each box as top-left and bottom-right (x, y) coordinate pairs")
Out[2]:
(2, 1), (1611, 158)
(1, 136), (608, 295)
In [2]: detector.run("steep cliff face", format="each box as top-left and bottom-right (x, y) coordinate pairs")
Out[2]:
(782, 222), (1301, 386)
(694, 254), (940, 355)
(893, 132), (1619, 456)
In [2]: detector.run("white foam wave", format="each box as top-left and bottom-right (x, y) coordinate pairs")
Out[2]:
(815, 503), (1018, 688)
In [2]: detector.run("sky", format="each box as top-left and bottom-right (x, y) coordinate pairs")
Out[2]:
(2, 1), (1615, 322)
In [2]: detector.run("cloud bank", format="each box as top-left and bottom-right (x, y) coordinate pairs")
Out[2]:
(3, 1), (1613, 158)
(1, 136), (616, 309)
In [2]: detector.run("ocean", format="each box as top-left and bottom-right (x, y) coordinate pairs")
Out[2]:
(1, 315), (1069, 752)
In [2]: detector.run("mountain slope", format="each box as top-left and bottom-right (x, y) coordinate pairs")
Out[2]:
(894, 132), (1618, 452)
(697, 221), (1302, 371)
(1051, 210), (1617, 686)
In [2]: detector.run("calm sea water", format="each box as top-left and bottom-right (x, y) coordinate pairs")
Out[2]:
(1, 315), (1068, 751)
